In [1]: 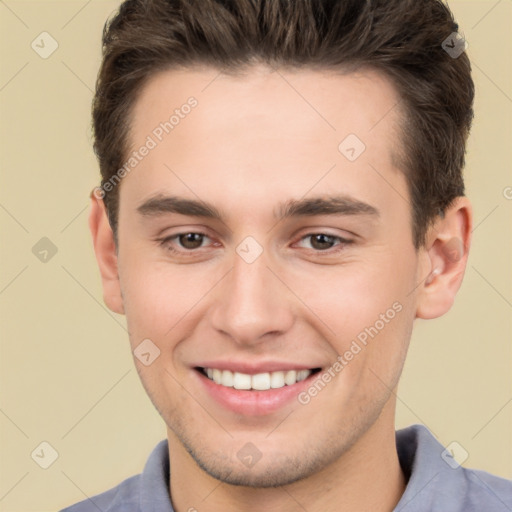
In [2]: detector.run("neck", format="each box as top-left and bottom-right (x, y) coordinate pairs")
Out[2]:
(168, 404), (406, 512)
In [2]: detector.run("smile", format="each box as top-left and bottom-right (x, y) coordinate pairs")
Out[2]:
(198, 367), (321, 391)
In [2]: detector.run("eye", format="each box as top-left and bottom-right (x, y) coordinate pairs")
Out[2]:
(176, 232), (208, 250)
(295, 233), (353, 252)
(156, 231), (353, 257)
(158, 232), (213, 253)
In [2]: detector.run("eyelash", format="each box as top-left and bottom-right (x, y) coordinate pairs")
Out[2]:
(156, 232), (354, 256)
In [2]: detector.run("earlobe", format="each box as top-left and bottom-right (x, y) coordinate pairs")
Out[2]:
(88, 188), (125, 315)
(416, 196), (473, 320)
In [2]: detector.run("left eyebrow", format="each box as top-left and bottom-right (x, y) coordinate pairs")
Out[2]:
(136, 194), (380, 221)
(275, 196), (380, 220)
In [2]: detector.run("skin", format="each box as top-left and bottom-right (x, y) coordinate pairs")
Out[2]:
(89, 64), (472, 512)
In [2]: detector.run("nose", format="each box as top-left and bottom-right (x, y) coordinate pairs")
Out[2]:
(210, 248), (295, 347)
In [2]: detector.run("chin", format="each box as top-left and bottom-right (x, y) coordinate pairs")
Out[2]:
(194, 455), (316, 488)
(179, 432), (344, 489)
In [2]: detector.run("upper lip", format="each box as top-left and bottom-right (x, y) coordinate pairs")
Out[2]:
(194, 360), (322, 374)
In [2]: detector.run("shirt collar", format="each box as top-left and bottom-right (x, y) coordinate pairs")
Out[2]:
(136, 424), (470, 512)
(139, 439), (174, 512)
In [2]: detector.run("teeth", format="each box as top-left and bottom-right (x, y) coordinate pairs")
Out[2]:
(213, 368), (222, 384)
(203, 368), (313, 390)
(251, 373), (271, 390)
(284, 370), (297, 385)
(221, 370), (234, 387)
(270, 371), (285, 388)
(233, 372), (251, 390)
(296, 370), (310, 382)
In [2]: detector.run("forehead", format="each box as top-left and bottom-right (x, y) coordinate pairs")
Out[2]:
(130, 63), (403, 151)
(122, 64), (406, 223)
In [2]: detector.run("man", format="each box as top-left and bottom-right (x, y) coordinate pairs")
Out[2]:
(61, 0), (512, 511)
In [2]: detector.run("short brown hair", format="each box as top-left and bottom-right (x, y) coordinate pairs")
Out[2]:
(93, 0), (474, 249)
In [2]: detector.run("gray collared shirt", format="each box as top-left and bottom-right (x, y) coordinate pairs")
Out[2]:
(60, 424), (512, 511)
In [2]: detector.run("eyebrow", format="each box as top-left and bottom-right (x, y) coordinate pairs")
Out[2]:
(136, 194), (380, 221)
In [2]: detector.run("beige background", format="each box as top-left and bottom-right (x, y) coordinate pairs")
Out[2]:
(0, 1), (511, 511)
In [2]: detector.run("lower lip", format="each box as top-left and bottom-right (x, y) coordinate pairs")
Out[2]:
(194, 369), (320, 416)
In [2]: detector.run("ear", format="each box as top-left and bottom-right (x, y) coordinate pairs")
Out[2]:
(88, 187), (125, 315)
(416, 196), (472, 319)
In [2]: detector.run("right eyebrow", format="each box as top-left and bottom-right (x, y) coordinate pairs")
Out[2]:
(137, 195), (223, 219)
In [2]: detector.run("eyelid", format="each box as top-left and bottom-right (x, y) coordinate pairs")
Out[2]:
(157, 230), (354, 257)
(292, 232), (353, 251)
(157, 231), (214, 250)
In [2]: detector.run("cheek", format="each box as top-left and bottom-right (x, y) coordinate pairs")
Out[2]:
(118, 230), (418, 356)
(119, 253), (216, 345)
(293, 249), (416, 374)
(295, 254), (412, 327)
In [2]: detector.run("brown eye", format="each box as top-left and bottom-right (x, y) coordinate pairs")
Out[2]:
(178, 233), (205, 249)
(294, 233), (353, 253)
(309, 234), (338, 250)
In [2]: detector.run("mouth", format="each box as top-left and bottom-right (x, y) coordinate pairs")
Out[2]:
(196, 367), (322, 391)
(192, 365), (324, 415)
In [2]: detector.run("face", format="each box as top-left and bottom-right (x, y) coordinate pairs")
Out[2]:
(111, 65), (426, 486)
